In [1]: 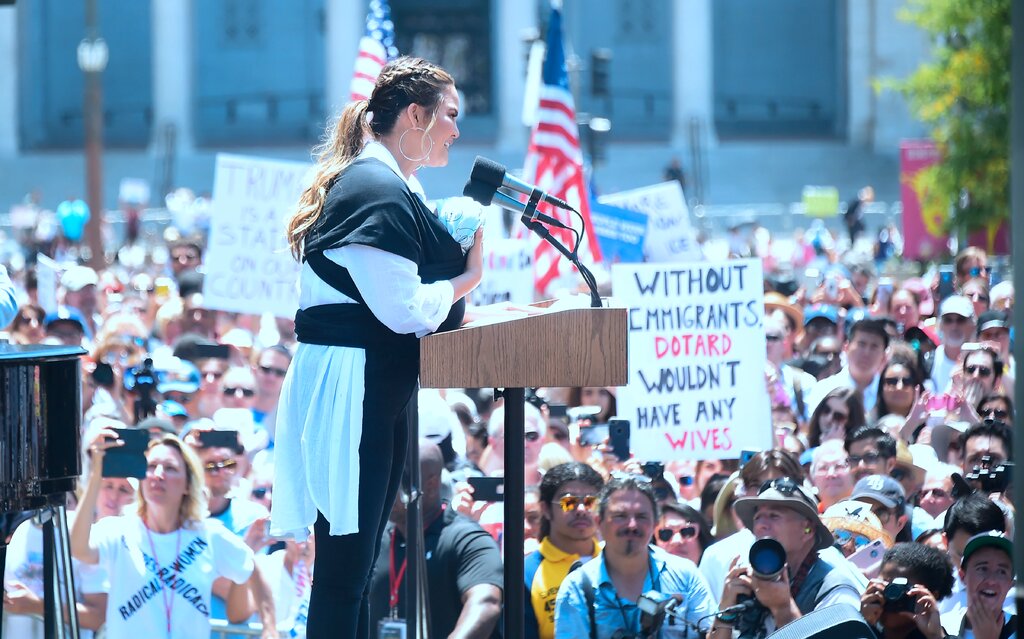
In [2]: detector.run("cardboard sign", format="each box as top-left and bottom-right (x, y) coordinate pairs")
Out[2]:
(35, 254), (59, 314)
(598, 181), (700, 262)
(475, 239), (534, 305)
(589, 199), (648, 264)
(203, 154), (308, 318)
(611, 259), (772, 461)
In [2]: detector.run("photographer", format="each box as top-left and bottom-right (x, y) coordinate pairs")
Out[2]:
(554, 476), (716, 639)
(715, 478), (862, 637)
(859, 543), (954, 639)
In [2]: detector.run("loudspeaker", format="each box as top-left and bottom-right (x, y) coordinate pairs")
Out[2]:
(766, 604), (874, 639)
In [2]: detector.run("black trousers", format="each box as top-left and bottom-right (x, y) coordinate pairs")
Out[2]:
(306, 348), (417, 639)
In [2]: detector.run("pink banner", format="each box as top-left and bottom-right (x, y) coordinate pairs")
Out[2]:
(900, 140), (946, 260)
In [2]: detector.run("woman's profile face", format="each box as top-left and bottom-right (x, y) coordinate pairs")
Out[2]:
(422, 84), (461, 168)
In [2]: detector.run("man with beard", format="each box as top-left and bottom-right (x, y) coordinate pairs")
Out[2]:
(928, 296), (976, 392)
(554, 477), (716, 638)
(525, 463), (604, 639)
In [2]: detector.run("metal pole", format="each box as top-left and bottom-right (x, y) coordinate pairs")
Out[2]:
(502, 388), (526, 639)
(83, 0), (105, 268)
(1011, 0), (1024, 621)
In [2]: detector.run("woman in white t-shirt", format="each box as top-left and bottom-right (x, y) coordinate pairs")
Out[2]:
(70, 432), (277, 639)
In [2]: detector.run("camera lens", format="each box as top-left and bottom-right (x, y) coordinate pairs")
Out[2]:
(749, 538), (786, 580)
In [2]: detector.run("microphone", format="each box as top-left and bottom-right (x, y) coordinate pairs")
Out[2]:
(470, 156), (578, 213)
(462, 179), (572, 231)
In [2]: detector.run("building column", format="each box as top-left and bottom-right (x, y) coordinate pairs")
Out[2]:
(846, 0), (874, 148)
(494, 0), (535, 153)
(0, 5), (18, 156)
(151, 0), (194, 152)
(324, 0), (364, 116)
(671, 0), (715, 149)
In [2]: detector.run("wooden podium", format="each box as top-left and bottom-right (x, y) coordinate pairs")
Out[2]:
(419, 302), (628, 639)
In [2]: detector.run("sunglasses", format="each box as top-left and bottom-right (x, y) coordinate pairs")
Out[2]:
(252, 486), (270, 499)
(164, 393), (193, 404)
(203, 458), (238, 474)
(819, 405), (849, 423)
(524, 431), (541, 442)
(223, 387), (256, 397)
(558, 494), (598, 512)
(259, 365), (288, 378)
(657, 525), (697, 542)
(759, 476), (801, 496)
(883, 376), (914, 388)
(965, 365), (993, 377)
(980, 407), (1009, 420)
(833, 529), (871, 548)
(969, 266), (989, 277)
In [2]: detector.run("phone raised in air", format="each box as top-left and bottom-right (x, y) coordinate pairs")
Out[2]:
(608, 419), (630, 462)
(467, 476), (505, 502)
(102, 428), (152, 478)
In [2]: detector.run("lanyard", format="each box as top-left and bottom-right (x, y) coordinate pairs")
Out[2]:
(144, 524), (182, 639)
(388, 528), (408, 612)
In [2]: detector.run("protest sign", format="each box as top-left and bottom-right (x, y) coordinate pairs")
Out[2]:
(589, 199), (647, 264)
(611, 258), (772, 461)
(598, 181), (700, 262)
(203, 154), (308, 318)
(475, 239), (534, 305)
(36, 254), (59, 314)
(900, 140), (946, 260)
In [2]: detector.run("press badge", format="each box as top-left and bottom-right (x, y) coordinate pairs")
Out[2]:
(378, 618), (407, 639)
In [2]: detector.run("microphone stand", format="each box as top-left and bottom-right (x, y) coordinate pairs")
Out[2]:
(522, 188), (603, 308)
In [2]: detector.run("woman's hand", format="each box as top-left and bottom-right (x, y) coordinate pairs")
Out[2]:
(86, 427), (126, 476)
(243, 517), (273, 553)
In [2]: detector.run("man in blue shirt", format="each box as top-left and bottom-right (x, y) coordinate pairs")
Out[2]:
(555, 476), (716, 638)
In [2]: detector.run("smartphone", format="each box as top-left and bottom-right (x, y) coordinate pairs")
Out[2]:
(608, 419), (630, 462)
(825, 273), (840, 300)
(938, 265), (956, 301)
(467, 476), (505, 502)
(197, 429), (241, 450)
(848, 538), (886, 572)
(875, 277), (894, 310)
(578, 423), (609, 446)
(193, 343), (231, 360)
(102, 428), (151, 478)
(547, 403), (568, 419)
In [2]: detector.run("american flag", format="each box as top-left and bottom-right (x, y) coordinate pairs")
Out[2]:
(519, 5), (602, 297)
(349, 0), (399, 102)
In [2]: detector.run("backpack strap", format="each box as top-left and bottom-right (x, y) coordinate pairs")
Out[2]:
(570, 560), (597, 639)
(999, 613), (1017, 639)
(524, 550), (544, 639)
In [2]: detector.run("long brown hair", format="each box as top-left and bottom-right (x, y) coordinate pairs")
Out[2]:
(286, 57), (455, 261)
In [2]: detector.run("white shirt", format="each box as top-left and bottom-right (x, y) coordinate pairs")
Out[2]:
(91, 514), (254, 639)
(271, 141), (457, 538)
(930, 347), (959, 392)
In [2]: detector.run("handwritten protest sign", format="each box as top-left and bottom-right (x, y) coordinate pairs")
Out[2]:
(203, 154), (308, 318)
(598, 181), (700, 262)
(611, 258), (771, 461)
(475, 239), (534, 305)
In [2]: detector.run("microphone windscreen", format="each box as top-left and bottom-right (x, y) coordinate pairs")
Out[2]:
(470, 156), (506, 187)
(462, 178), (497, 206)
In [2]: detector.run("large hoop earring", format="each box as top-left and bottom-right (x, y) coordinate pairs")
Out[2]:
(398, 126), (433, 163)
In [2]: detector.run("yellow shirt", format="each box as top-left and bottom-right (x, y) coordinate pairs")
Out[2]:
(528, 537), (600, 639)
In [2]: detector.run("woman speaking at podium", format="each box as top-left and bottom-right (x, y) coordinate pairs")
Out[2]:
(273, 57), (484, 639)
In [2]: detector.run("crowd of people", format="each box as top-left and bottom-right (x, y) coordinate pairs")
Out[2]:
(0, 55), (1016, 639)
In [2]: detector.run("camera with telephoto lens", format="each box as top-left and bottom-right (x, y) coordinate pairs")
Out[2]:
(883, 577), (916, 613)
(124, 356), (158, 423)
(964, 457), (1013, 494)
(735, 539), (787, 638)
